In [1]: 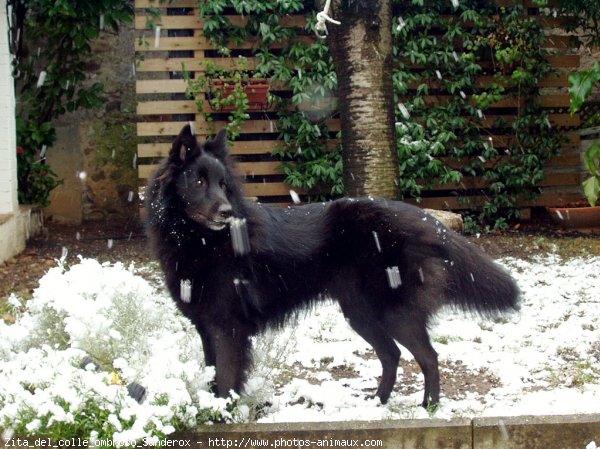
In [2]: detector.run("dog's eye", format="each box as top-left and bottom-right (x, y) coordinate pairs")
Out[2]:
(196, 179), (204, 186)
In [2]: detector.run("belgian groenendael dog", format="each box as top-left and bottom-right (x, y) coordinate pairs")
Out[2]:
(146, 125), (520, 407)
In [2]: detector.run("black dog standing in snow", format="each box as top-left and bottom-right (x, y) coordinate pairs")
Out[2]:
(145, 125), (520, 407)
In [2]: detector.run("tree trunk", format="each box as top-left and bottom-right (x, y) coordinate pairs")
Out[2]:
(320, 0), (399, 199)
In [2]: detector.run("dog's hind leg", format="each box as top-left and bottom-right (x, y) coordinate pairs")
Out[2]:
(338, 296), (400, 404)
(383, 310), (440, 408)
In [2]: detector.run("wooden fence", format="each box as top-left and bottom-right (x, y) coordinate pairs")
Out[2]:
(134, 0), (583, 210)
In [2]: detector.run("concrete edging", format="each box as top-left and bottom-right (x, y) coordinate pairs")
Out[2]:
(0, 205), (43, 264)
(172, 414), (600, 449)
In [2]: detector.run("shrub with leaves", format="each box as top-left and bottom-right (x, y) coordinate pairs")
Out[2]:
(569, 61), (600, 207)
(7, 0), (133, 206)
(0, 260), (241, 444)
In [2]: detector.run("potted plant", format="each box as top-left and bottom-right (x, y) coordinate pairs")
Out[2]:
(208, 78), (270, 112)
(547, 61), (600, 229)
(184, 56), (271, 141)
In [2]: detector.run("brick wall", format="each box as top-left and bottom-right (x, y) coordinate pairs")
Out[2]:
(0, 0), (18, 215)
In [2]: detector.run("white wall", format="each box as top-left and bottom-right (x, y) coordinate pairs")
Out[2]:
(0, 0), (18, 216)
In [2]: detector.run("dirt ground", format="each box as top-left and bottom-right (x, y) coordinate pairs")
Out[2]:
(1, 213), (599, 313)
(0, 218), (151, 310)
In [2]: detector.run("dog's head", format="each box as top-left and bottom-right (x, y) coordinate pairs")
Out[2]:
(165, 125), (238, 231)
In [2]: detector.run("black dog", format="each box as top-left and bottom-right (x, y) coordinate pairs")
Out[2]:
(145, 125), (520, 407)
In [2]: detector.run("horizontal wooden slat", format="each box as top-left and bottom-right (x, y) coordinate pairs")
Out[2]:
(138, 140), (283, 158)
(138, 135), (579, 163)
(546, 152), (581, 167)
(140, 161), (580, 188)
(421, 72), (572, 89)
(139, 164), (157, 179)
(137, 95), (570, 116)
(136, 73), (574, 96)
(137, 100), (197, 114)
(136, 114), (577, 138)
(137, 54), (579, 73)
(135, 35), (313, 52)
(464, 132), (580, 149)
(137, 79), (187, 94)
(409, 191), (582, 210)
(243, 182), (299, 197)
(416, 95), (571, 109)
(440, 151), (581, 171)
(495, 0), (561, 6)
(134, 0), (563, 9)
(462, 55), (579, 69)
(136, 56), (260, 72)
(137, 98), (335, 115)
(480, 113), (579, 128)
(135, 78), (298, 94)
(135, 15), (200, 30)
(135, 0), (196, 7)
(237, 161), (284, 176)
(139, 161), (285, 179)
(134, 15), (305, 30)
(425, 172), (580, 192)
(137, 119), (341, 136)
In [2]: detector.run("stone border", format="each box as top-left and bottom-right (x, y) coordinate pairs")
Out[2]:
(170, 414), (600, 449)
(0, 206), (44, 263)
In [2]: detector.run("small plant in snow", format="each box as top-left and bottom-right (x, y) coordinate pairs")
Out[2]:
(0, 259), (241, 444)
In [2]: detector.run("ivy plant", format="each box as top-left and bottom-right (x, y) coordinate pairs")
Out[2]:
(193, 0), (565, 229)
(569, 61), (600, 207)
(8, 0), (133, 206)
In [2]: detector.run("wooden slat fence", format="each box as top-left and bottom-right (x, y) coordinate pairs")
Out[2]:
(135, 0), (583, 209)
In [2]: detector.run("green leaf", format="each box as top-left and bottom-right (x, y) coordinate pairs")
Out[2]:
(583, 176), (600, 207)
(569, 62), (600, 113)
(583, 142), (600, 178)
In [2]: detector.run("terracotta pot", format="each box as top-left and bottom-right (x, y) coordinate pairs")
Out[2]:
(547, 204), (600, 229)
(209, 78), (270, 111)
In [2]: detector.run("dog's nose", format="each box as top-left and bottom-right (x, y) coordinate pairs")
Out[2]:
(217, 205), (233, 220)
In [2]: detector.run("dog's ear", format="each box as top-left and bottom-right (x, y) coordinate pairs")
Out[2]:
(168, 125), (201, 165)
(203, 129), (228, 160)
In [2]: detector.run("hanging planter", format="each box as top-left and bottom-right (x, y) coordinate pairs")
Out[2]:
(208, 78), (271, 112)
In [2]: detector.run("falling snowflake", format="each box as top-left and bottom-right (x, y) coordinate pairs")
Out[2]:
(37, 71), (47, 88)
(230, 218), (251, 256)
(154, 26), (161, 48)
(180, 279), (192, 303)
(385, 266), (402, 289)
(289, 190), (301, 205)
(398, 103), (410, 120)
(372, 231), (382, 253)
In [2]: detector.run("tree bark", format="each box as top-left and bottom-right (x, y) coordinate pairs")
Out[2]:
(320, 0), (399, 199)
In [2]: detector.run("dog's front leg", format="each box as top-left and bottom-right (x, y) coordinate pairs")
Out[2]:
(211, 324), (253, 398)
(198, 326), (217, 367)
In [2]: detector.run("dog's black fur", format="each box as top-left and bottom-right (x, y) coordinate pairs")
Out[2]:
(145, 125), (520, 407)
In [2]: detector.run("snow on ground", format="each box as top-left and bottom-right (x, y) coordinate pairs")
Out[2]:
(250, 255), (600, 422)
(0, 253), (599, 439)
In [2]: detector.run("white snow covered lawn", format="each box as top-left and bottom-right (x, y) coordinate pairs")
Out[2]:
(0, 253), (599, 441)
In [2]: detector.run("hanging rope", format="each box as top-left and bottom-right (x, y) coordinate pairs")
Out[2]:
(315, 0), (341, 39)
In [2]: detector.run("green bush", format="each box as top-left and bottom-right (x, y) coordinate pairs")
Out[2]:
(8, 0), (133, 206)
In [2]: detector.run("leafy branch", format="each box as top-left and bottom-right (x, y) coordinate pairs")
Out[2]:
(8, 0), (133, 206)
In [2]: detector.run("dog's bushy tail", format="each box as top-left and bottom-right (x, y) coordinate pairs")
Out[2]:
(443, 236), (520, 317)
